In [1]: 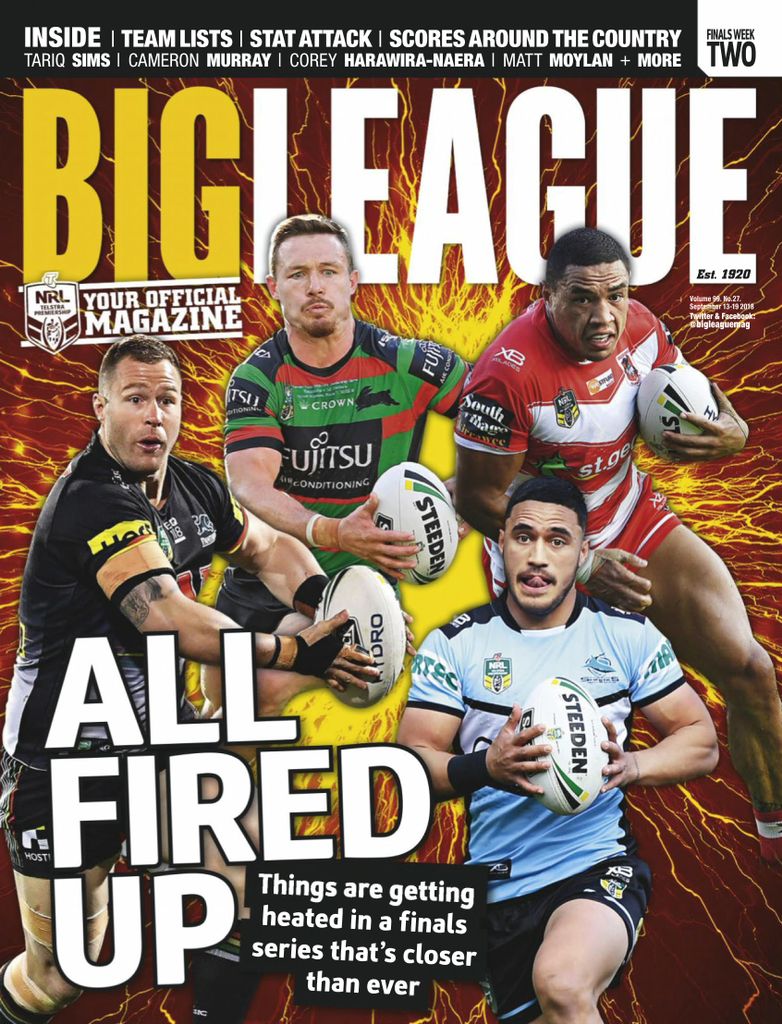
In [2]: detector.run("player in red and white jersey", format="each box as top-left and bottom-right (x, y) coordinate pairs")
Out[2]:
(458, 295), (682, 592)
(454, 228), (782, 861)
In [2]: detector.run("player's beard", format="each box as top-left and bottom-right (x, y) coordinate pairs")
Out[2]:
(507, 563), (580, 622)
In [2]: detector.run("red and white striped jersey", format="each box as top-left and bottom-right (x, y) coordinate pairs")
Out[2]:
(456, 298), (681, 547)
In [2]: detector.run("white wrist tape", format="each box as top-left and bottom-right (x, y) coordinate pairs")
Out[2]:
(305, 514), (322, 548)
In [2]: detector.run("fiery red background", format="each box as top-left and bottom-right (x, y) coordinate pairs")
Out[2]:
(0, 75), (780, 1023)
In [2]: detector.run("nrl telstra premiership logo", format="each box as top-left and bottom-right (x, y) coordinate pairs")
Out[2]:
(24, 272), (82, 354)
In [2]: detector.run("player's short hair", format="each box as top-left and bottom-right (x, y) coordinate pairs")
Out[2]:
(545, 228), (630, 288)
(268, 214), (354, 276)
(505, 477), (588, 534)
(98, 335), (181, 392)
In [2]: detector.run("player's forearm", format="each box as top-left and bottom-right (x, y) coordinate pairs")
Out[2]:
(630, 722), (719, 787)
(453, 482), (505, 541)
(230, 476), (315, 545)
(120, 576), (276, 666)
(232, 528), (323, 608)
(403, 746), (458, 800)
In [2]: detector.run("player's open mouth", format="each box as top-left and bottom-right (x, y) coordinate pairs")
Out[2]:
(138, 438), (164, 453)
(587, 333), (614, 346)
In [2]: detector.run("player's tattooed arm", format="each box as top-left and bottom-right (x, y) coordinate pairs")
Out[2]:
(120, 577), (165, 628)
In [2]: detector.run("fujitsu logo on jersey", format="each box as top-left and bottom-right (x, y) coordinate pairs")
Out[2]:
(285, 431), (374, 473)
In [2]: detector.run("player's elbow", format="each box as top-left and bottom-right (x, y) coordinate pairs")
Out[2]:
(702, 732), (720, 775)
(690, 718), (720, 777)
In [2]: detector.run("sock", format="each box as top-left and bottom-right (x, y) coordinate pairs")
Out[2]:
(755, 809), (782, 862)
(0, 963), (53, 1024)
(191, 942), (259, 1024)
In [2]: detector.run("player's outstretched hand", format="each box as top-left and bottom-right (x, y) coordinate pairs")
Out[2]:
(334, 494), (420, 579)
(663, 383), (748, 462)
(323, 646), (380, 694)
(588, 548), (652, 613)
(600, 717), (641, 792)
(275, 611), (378, 689)
(486, 704), (551, 796)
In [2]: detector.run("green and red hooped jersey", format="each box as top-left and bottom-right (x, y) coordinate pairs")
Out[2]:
(224, 320), (469, 575)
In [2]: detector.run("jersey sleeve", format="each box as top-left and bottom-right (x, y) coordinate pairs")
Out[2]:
(52, 483), (174, 604)
(455, 331), (532, 454)
(651, 320), (684, 368)
(195, 466), (249, 555)
(407, 628), (466, 718)
(627, 618), (685, 708)
(224, 361), (284, 457)
(399, 339), (469, 418)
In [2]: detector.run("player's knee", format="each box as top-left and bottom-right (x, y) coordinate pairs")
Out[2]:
(719, 640), (776, 711)
(533, 962), (597, 1022)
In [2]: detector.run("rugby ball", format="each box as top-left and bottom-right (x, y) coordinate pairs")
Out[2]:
(521, 677), (608, 816)
(315, 565), (406, 708)
(637, 363), (718, 459)
(372, 462), (459, 584)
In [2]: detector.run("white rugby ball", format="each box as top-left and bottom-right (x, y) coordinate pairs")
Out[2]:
(315, 565), (406, 708)
(521, 677), (608, 816)
(373, 462), (459, 584)
(637, 363), (718, 459)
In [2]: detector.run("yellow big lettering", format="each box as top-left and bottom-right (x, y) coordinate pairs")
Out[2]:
(24, 90), (102, 282)
(160, 87), (240, 277)
(114, 90), (149, 281)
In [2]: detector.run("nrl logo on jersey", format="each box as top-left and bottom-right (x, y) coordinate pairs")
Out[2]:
(24, 272), (82, 354)
(554, 387), (580, 428)
(484, 653), (512, 694)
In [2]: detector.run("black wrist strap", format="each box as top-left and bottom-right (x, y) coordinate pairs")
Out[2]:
(292, 574), (330, 617)
(267, 634), (282, 668)
(447, 749), (492, 795)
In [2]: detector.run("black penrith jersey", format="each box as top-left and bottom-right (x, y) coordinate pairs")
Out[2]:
(3, 435), (247, 769)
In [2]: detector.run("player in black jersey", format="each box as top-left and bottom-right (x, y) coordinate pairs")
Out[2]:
(0, 336), (374, 1024)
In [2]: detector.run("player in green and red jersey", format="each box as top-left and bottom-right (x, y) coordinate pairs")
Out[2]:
(194, 216), (468, 1024)
(214, 214), (470, 634)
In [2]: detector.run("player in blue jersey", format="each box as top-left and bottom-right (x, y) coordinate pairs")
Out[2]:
(398, 477), (717, 1024)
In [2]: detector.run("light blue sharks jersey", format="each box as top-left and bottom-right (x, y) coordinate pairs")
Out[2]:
(408, 592), (684, 902)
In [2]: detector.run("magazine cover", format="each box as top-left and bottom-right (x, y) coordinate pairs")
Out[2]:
(1, 6), (780, 1023)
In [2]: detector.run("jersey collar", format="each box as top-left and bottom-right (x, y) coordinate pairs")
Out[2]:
(281, 324), (359, 377)
(493, 590), (586, 633)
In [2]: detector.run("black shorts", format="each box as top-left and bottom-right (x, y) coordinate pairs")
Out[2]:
(0, 748), (127, 877)
(483, 855), (652, 1024)
(219, 567), (290, 633)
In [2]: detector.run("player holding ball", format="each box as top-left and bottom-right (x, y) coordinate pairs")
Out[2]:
(453, 227), (782, 861)
(399, 477), (717, 1024)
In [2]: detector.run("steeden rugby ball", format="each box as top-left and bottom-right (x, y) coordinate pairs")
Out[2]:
(637, 363), (718, 459)
(372, 462), (459, 584)
(315, 565), (406, 708)
(522, 677), (609, 816)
